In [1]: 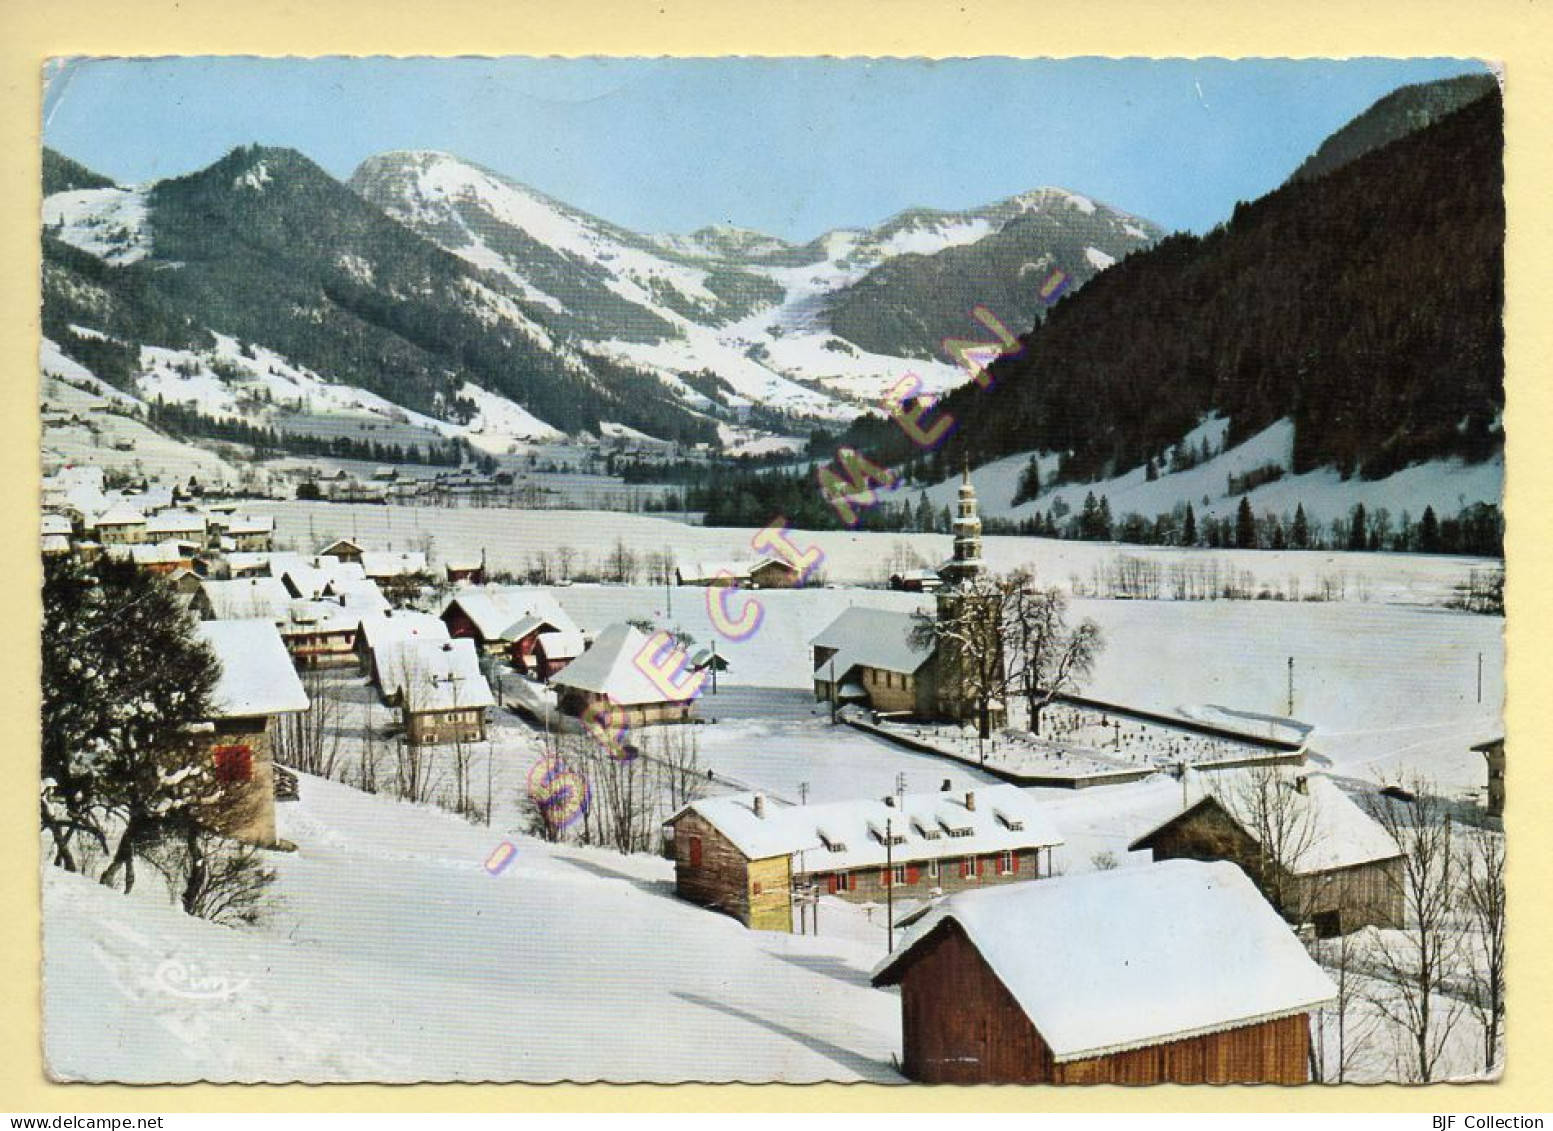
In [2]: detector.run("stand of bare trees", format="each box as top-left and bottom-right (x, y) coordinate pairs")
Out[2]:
(1461, 825), (1506, 1075)
(1364, 783), (1469, 1083)
(1005, 572), (1103, 737)
(272, 667), (346, 779)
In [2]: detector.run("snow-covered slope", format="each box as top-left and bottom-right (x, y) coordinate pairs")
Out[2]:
(45, 775), (900, 1083)
(43, 185), (153, 265)
(922, 415), (1503, 531)
(350, 152), (1156, 419)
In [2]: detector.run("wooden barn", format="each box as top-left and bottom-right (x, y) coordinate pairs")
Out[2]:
(871, 860), (1336, 1084)
(1128, 771), (1404, 935)
(675, 558), (802, 589)
(194, 619), (311, 846)
(551, 622), (697, 728)
(444, 555), (486, 585)
(667, 783), (1064, 932)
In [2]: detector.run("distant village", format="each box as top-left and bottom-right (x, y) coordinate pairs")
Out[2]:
(40, 459), (1506, 1085)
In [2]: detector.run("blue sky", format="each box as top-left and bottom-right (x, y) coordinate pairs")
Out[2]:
(43, 56), (1492, 240)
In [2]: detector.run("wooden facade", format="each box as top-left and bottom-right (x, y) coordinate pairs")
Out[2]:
(403, 705), (487, 746)
(1475, 738), (1505, 818)
(557, 686), (693, 729)
(886, 919), (1311, 1085)
(282, 625), (359, 668)
(670, 811), (792, 930)
(196, 716), (279, 847)
(1132, 798), (1404, 934)
(801, 846), (1052, 905)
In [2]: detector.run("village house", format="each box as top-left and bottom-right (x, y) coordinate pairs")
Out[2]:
(889, 568), (944, 593)
(440, 587), (582, 675)
(675, 558), (802, 589)
(361, 550), (429, 581)
(224, 551), (280, 578)
(278, 599), (363, 668)
(166, 566), (205, 597)
(279, 558), (369, 601)
(811, 606), (937, 716)
(358, 609), (451, 688)
(378, 637), (495, 745)
(871, 860), (1336, 1084)
(90, 502), (147, 545)
(1128, 772), (1404, 935)
(145, 509), (209, 546)
(195, 576), (292, 623)
(668, 783), (1064, 932)
(444, 554), (486, 585)
(41, 533), (71, 558)
(194, 619), (311, 846)
(318, 537), (365, 566)
(552, 622), (699, 728)
(224, 515), (276, 553)
(110, 539), (202, 576)
(41, 512), (75, 541)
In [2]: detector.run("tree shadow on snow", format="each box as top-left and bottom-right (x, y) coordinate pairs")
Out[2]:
(555, 854), (677, 898)
(671, 990), (899, 1082)
(768, 950), (875, 989)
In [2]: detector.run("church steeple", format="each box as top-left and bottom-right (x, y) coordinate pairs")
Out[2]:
(939, 459), (984, 587)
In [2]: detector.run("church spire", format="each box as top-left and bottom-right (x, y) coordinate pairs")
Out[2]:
(939, 460), (984, 587)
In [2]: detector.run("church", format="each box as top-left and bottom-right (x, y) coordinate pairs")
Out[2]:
(811, 469), (1006, 728)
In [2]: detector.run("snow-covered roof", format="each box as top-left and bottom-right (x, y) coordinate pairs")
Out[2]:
(328, 576), (391, 612)
(360, 550), (428, 578)
(41, 513), (73, 537)
(199, 577), (291, 622)
(224, 550), (283, 576)
(225, 515), (275, 536)
(443, 587), (578, 641)
(112, 540), (196, 565)
(677, 558), (792, 584)
(319, 538), (364, 555)
(91, 502), (145, 528)
(145, 510), (207, 536)
(811, 606), (933, 678)
(674, 783), (1062, 870)
(358, 609), (450, 653)
(535, 628), (585, 660)
(552, 622), (689, 706)
(281, 559), (367, 599)
(1129, 771), (1402, 875)
(41, 534), (71, 553)
(196, 619), (310, 719)
(872, 860), (1337, 1063)
(380, 638), (495, 711)
(280, 599), (363, 636)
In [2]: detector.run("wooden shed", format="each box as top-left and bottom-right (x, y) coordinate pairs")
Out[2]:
(1128, 772), (1404, 935)
(194, 619), (311, 846)
(872, 860), (1335, 1084)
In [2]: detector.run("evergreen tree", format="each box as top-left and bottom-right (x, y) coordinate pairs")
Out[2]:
(1348, 503), (1371, 552)
(1292, 503), (1310, 549)
(1420, 505), (1441, 553)
(1235, 496), (1256, 549)
(1012, 455), (1043, 507)
(1183, 502), (1198, 546)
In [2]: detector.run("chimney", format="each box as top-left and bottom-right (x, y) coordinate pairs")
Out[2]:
(753, 795), (765, 819)
(1295, 775), (1309, 795)
(941, 779), (953, 792)
(884, 795), (896, 808)
(965, 790), (977, 812)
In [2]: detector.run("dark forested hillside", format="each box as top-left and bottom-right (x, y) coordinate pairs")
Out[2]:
(1290, 72), (1499, 184)
(894, 88), (1502, 486)
(42, 145), (718, 445)
(42, 148), (117, 196)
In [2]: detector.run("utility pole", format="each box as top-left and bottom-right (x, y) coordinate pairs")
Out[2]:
(828, 656), (838, 724)
(1478, 652), (1484, 704)
(1287, 656), (1295, 716)
(799, 781), (809, 805)
(885, 816), (895, 955)
(711, 641), (719, 695)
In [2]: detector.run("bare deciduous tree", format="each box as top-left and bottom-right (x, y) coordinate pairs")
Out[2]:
(1004, 574), (1103, 736)
(1364, 782), (1467, 1083)
(1461, 826), (1506, 1075)
(272, 666), (345, 780)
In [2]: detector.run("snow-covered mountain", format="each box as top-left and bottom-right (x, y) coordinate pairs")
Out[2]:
(350, 151), (1159, 415)
(42, 143), (1157, 453)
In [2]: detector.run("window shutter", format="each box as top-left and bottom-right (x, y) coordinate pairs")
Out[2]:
(879, 869), (889, 888)
(688, 835), (703, 868)
(1010, 851), (1020, 873)
(212, 744), (252, 783)
(827, 874), (838, 895)
(907, 865), (920, 884)
(976, 856), (985, 877)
